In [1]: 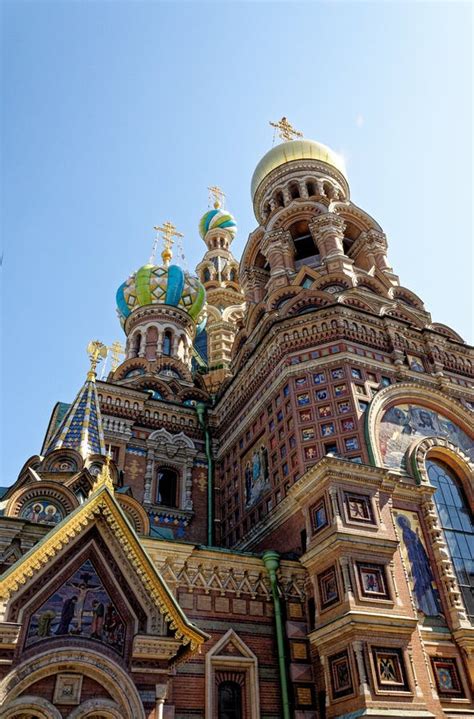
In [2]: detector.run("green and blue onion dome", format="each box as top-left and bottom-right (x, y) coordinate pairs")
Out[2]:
(199, 204), (237, 241)
(116, 262), (206, 329)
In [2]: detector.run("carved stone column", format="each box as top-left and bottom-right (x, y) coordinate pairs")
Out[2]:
(310, 214), (354, 277)
(241, 267), (268, 304)
(339, 556), (354, 601)
(261, 229), (295, 290)
(420, 490), (471, 630)
(143, 450), (155, 506)
(353, 641), (371, 697)
(310, 214), (345, 258)
(328, 487), (343, 530)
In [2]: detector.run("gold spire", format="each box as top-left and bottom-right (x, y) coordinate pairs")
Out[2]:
(208, 185), (226, 209)
(269, 116), (303, 142)
(109, 341), (125, 372)
(86, 340), (108, 381)
(93, 446), (114, 492)
(153, 221), (184, 266)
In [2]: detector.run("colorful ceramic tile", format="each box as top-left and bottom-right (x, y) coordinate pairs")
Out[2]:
(371, 647), (409, 692)
(311, 497), (328, 532)
(431, 657), (464, 697)
(318, 566), (339, 609)
(357, 562), (389, 599)
(344, 493), (374, 524)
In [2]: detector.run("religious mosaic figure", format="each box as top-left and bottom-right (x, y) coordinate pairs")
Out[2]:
(379, 404), (474, 471)
(26, 559), (126, 653)
(396, 514), (442, 617)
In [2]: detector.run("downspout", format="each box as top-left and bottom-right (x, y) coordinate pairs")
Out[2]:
(196, 402), (213, 546)
(263, 550), (291, 719)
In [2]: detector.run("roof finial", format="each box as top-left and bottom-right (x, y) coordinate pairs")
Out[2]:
(109, 341), (125, 372)
(269, 116), (303, 142)
(153, 221), (184, 267)
(208, 185), (226, 209)
(86, 340), (108, 381)
(93, 445), (114, 491)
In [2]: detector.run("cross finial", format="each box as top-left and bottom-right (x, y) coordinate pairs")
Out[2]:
(152, 221), (184, 266)
(86, 340), (108, 381)
(109, 341), (125, 372)
(269, 116), (303, 142)
(208, 185), (226, 209)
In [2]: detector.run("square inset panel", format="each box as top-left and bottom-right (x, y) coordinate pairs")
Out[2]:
(53, 674), (83, 705)
(344, 492), (375, 524)
(329, 650), (354, 700)
(371, 647), (410, 693)
(317, 566), (340, 609)
(311, 496), (328, 534)
(356, 562), (390, 600)
(431, 657), (464, 697)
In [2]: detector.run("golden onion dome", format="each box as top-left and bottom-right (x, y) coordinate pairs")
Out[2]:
(251, 139), (347, 199)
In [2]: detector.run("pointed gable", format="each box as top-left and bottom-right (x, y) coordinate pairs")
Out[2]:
(0, 484), (208, 661)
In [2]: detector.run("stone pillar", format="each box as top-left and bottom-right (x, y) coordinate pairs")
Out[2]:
(261, 229), (295, 290)
(353, 641), (371, 697)
(309, 214), (345, 258)
(155, 683), (168, 719)
(144, 450), (155, 506)
(310, 214), (355, 277)
(241, 267), (268, 304)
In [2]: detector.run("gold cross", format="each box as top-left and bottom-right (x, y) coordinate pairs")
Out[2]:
(269, 116), (303, 142)
(152, 221), (184, 266)
(86, 340), (108, 380)
(208, 185), (226, 209)
(109, 341), (125, 372)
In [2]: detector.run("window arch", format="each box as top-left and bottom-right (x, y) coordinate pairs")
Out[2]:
(156, 468), (178, 508)
(218, 681), (242, 719)
(427, 459), (474, 621)
(203, 267), (211, 283)
(163, 330), (172, 356)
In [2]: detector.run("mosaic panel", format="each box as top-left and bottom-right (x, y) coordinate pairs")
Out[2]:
(379, 404), (473, 471)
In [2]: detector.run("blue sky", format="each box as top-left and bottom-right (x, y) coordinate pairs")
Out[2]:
(2, 1), (472, 484)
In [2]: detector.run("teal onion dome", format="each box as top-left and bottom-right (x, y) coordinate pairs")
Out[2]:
(116, 263), (206, 327)
(199, 207), (237, 240)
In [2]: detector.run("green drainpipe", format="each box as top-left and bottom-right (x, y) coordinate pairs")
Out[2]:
(196, 402), (213, 546)
(263, 550), (291, 719)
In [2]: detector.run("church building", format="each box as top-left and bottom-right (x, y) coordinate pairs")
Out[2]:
(1, 118), (473, 719)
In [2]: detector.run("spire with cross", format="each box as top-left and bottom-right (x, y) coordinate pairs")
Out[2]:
(208, 185), (226, 209)
(151, 221), (184, 266)
(269, 116), (303, 142)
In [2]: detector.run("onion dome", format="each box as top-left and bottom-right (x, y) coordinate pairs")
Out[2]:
(116, 263), (206, 327)
(251, 138), (347, 200)
(199, 206), (237, 240)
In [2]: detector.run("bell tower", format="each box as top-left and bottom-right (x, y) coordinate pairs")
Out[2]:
(196, 188), (245, 392)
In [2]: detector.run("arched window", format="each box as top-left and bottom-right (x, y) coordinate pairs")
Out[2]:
(290, 220), (319, 263)
(203, 268), (211, 283)
(157, 468), (178, 508)
(427, 459), (474, 621)
(229, 268), (237, 282)
(163, 330), (172, 356)
(218, 681), (242, 719)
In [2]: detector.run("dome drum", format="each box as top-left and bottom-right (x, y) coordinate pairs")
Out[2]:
(254, 161), (349, 226)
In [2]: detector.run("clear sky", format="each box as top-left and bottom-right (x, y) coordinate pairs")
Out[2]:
(1, 1), (472, 485)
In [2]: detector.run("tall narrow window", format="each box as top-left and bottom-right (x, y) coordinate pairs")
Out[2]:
(427, 459), (474, 621)
(163, 331), (172, 356)
(218, 681), (242, 719)
(157, 468), (178, 508)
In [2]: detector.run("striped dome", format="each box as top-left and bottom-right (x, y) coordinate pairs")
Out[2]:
(116, 263), (206, 327)
(199, 207), (237, 240)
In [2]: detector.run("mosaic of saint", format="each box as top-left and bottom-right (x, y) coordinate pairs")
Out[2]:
(379, 404), (473, 471)
(393, 509), (443, 618)
(20, 499), (64, 525)
(244, 443), (270, 507)
(26, 559), (125, 653)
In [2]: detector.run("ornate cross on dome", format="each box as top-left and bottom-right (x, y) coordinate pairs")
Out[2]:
(269, 116), (303, 142)
(109, 341), (124, 372)
(208, 185), (226, 209)
(152, 221), (184, 266)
